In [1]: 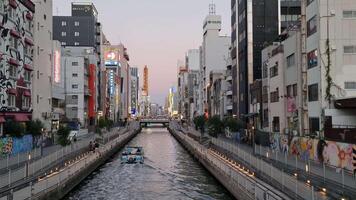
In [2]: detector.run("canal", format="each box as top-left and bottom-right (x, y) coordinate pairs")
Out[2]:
(64, 127), (234, 200)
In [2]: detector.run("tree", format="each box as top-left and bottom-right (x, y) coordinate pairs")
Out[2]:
(26, 119), (44, 137)
(193, 115), (206, 133)
(98, 117), (107, 129)
(4, 121), (25, 138)
(57, 125), (71, 146)
(207, 115), (223, 137)
(223, 117), (246, 132)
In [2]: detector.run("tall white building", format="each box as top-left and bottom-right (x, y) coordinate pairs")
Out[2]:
(305, 0), (356, 139)
(199, 4), (231, 116)
(32, 0), (53, 130)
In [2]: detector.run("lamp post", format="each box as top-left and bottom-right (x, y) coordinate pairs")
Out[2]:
(26, 153), (32, 178)
(252, 126), (255, 155)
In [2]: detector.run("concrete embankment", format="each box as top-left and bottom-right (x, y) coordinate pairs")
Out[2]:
(168, 125), (290, 200)
(33, 125), (142, 200)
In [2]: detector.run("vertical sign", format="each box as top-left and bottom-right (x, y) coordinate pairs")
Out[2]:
(54, 50), (61, 83)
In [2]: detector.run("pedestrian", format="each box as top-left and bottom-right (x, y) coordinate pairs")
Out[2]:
(89, 141), (93, 152)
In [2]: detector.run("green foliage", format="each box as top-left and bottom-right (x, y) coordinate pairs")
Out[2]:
(325, 39), (333, 104)
(4, 121), (25, 137)
(98, 117), (107, 129)
(193, 115), (206, 133)
(57, 125), (71, 146)
(26, 119), (44, 136)
(223, 117), (246, 132)
(207, 115), (223, 137)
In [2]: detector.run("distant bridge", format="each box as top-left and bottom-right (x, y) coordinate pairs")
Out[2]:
(139, 118), (169, 127)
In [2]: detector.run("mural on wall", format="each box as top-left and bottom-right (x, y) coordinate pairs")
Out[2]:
(269, 133), (289, 154)
(268, 133), (355, 171)
(0, 135), (33, 157)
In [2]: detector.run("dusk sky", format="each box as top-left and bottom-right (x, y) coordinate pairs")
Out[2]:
(53, 0), (230, 105)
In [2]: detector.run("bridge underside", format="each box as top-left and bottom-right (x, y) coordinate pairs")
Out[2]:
(139, 121), (169, 127)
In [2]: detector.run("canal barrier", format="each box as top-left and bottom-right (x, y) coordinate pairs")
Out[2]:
(0, 123), (141, 200)
(168, 123), (329, 200)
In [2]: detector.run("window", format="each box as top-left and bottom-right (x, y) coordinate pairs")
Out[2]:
(22, 96), (30, 108)
(61, 42), (66, 46)
(72, 84), (78, 89)
(43, 14), (46, 20)
(8, 7), (15, 19)
(27, 21), (32, 32)
(37, 95), (39, 104)
(345, 82), (356, 89)
(24, 71), (31, 82)
(72, 73), (78, 77)
(74, 21), (80, 26)
(8, 95), (16, 107)
(74, 42), (79, 46)
(292, 84), (298, 97)
(287, 85), (292, 97)
(262, 62), (268, 78)
(286, 54), (295, 67)
(307, 49), (318, 68)
(343, 10), (356, 19)
(61, 32), (66, 37)
(9, 37), (18, 49)
(272, 117), (280, 132)
(308, 84), (318, 102)
(344, 45), (356, 54)
(309, 118), (320, 135)
(72, 95), (78, 99)
(269, 64), (278, 78)
(307, 15), (317, 36)
(270, 89), (279, 103)
(9, 65), (17, 78)
(72, 62), (78, 66)
(72, 107), (78, 111)
(263, 109), (269, 128)
(74, 32), (80, 37)
(61, 21), (67, 26)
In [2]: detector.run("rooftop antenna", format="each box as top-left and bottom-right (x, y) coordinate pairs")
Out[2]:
(209, 2), (216, 15)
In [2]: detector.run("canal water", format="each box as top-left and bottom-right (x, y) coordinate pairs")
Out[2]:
(64, 127), (234, 200)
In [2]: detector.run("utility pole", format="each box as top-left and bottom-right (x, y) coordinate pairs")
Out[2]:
(300, 0), (309, 136)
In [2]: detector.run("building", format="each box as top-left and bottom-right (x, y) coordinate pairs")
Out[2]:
(187, 70), (200, 121)
(186, 49), (200, 70)
(130, 67), (139, 117)
(61, 47), (97, 127)
(208, 70), (226, 119)
(305, 0), (356, 141)
(231, 0), (300, 116)
(0, 0), (35, 135)
(32, 0), (53, 131)
(177, 66), (189, 119)
(200, 4), (230, 117)
(53, 2), (103, 124)
(51, 41), (65, 132)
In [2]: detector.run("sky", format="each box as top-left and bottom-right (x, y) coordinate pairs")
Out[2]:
(53, 0), (231, 105)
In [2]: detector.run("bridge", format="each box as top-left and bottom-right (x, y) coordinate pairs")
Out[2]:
(139, 118), (170, 127)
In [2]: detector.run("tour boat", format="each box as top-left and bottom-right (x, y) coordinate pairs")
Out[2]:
(121, 147), (144, 164)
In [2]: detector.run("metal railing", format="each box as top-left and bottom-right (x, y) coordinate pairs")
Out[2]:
(0, 123), (140, 200)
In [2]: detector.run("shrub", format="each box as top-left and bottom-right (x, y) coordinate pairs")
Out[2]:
(193, 115), (206, 133)
(4, 121), (25, 137)
(98, 117), (107, 129)
(207, 115), (223, 137)
(57, 125), (71, 146)
(26, 119), (44, 136)
(223, 117), (246, 132)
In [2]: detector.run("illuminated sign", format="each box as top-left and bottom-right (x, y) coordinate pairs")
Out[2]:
(54, 50), (61, 83)
(109, 70), (115, 95)
(104, 47), (119, 66)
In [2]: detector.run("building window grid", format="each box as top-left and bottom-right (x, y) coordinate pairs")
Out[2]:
(8, 95), (16, 107)
(345, 82), (356, 89)
(286, 53), (295, 67)
(308, 84), (319, 102)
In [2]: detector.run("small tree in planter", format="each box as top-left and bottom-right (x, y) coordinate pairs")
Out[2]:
(57, 125), (71, 146)
(223, 117), (246, 132)
(4, 121), (25, 138)
(26, 119), (44, 137)
(207, 115), (223, 137)
(193, 115), (206, 133)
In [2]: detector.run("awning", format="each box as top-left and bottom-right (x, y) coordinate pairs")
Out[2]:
(23, 90), (31, 97)
(8, 58), (19, 66)
(9, 0), (18, 9)
(26, 12), (33, 20)
(0, 116), (5, 123)
(14, 114), (29, 122)
(334, 97), (356, 109)
(10, 29), (20, 38)
(25, 38), (34, 46)
(7, 88), (17, 95)
(24, 64), (33, 71)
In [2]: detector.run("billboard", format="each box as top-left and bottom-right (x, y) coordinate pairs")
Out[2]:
(104, 47), (119, 66)
(54, 50), (61, 83)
